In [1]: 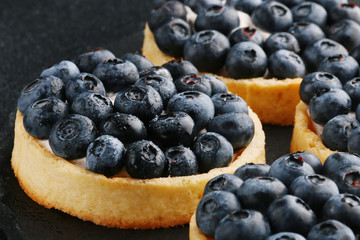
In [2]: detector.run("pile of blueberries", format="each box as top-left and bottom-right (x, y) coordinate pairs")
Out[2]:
(196, 151), (360, 240)
(149, 0), (360, 79)
(17, 49), (255, 179)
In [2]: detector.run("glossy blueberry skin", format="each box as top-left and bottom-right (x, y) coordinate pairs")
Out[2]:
(114, 85), (163, 123)
(309, 88), (352, 125)
(307, 219), (356, 240)
(233, 163), (270, 180)
(211, 93), (248, 115)
(124, 140), (165, 179)
(162, 59), (198, 81)
(86, 135), (125, 177)
(120, 52), (154, 72)
(293, 151), (323, 174)
(264, 32), (300, 56)
(163, 145), (198, 177)
(99, 112), (146, 145)
(65, 73), (106, 104)
(226, 0), (262, 14)
(323, 152), (360, 178)
(167, 91), (214, 131)
(214, 210), (271, 240)
(202, 74), (228, 95)
(193, 132), (233, 173)
(195, 4), (240, 36)
(344, 77), (360, 110)
(148, 111), (196, 148)
(303, 38), (348, 72)
(251, 1), (293, 33)
(154, 18), (192, 58)
(49, 114), (97, 160)
(18, 76), (66, 114)
(93, 58), (139, 92)
(208, 112), (254, 150)
(185, 0), (222, 13)
(228, 27), (264, 47)
(23, 97), (69, 139)
(348, 127), (360, 155)
(328, 2), (360, 25)
(328, 19), (360, 52)
(321, 115), (359, 152)
(267, 232), (306, 240)
(268, 49), (306, 79)
(267, 194), (317, 236)
(225, 41), (267, 79)
(323, 193), (360, 232)
(287, 21), (325, 50)
(174, 74), (212, 96)
(290, 174), (339, 212)
(291, 2), (327, 29)
(41, 60), (80, 84)
(73, 48), (115, 73)
(332, 165), (360, 197)
(183, 30), (230, 72)
(237, 176), (288, 214)
(299, 72), (342, 105)
(203, 174), (243, 196)
(196, 190), (241, 238)
(269, 152), (315, 187)
(139, 66), (173, 81)
(313, 0), (348, 12)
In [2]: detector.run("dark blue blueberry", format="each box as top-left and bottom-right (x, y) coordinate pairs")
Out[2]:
(23, 97), (69, 139)
(356, 104), (360, 122)
(323, 152), (360, 178)
(307, 219), (356, 240)
(332, 165), (360, 197)
(350, 44), (360, 65)
(114, 85), (163, 123)
(41, 60), (80, 84)
(163, 145), (198, 177)
(321, 114), (359, 151)
(289, 174), (339, 212)
(185, 0), (223, 13)
(263, 32), (300, 56)
(299, 72), (343, 105)
(202, 74), (228, 95)
(287, 21), (325, 50)
(18, 76), (65, 114)
(139, 66), (173, 81)
(344, 77), (360, 110)
(211, 93), (248, 115)
(328, 19), (360, 52)
(313, 0), (348, 13)
(208, 112), (254, 150)
(251, 1), (293, 33)
(323, 193), (360, 232)
(276, 0), (304, 8)
(154, 18), (192, 58)
(267, 194), (317, 236)
(193, 132), (233, 173)
(86, 135), (125, 177)
(291, 2), (327, 29)
(225, 41), (267, 79)
(148, 111), (196, 148)
(267, 232), (306, 240)
(99, 112), (146, 145)
(65, 73), (106, 104)
(49, 114), (97, 160)
(348, 126), (360, 155)
(183, 30), (230, 72)
(203, 174), (243, 196)
(292, 151), (323, 174)
(269, 152), (315, 187)
(167, 91), (214, 130)
(226, 0), (262, 14)
(124, 140), (165, 179)
(214, 210), (271, 240)
(196, 190), (241, 238)
(228, 27), (264, 47)
(120, 52), (154, 72)
(237, 176), (288, 214)
(174, 73), (212, 96)
(93, 58), (139, 92)
(268, 49), (306, 79)
(162, 59), (198, 81)
(328, 2), (360, 25)
(309, 89), (352, 125)
(73, 48), (115, 73)
(233, 163), (270, 180)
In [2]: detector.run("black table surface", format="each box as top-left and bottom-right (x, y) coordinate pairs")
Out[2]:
(0, 1), (358, 239)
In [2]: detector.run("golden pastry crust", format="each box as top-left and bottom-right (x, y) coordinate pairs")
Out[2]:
(12, 108), (265, 229)
(142, 23), (302, 126)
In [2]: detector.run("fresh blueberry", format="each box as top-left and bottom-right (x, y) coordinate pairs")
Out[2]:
(185, 0), (223, 13)
(214, 210), (271, 240)
(276, 0), (305, 8)
(162, 59), (198, 81)
(228, 27), (264, 47)
(267, 194), (317, 236)
(193, 132), (234, 173)
(18, 76), (65, 114)
(40, 60), (80, 84)
(350, 44), (360, 65)
(307, 219), (356, 240)
(269, 152), (315, 187)
(313, 0), (348, 13)
(121, 52), (154, 72)
(114, 85), (163, 123)
(344, 77), (360, 110)
(183, 30), (230, 72)
(328, 2), (360, 25)
(292, 151), (323, 174)
(73, 48), (115, 73)
(225, 41), (267, 79)
(226, 0), (262, 14)
(207, 112), (254, 150)
(356, 104), (360, 122)
(139, 66), (173, 81)
(291, 2), (327, 29)
(263, 32), (300, 56)
(163, 145), (198, 177)
(268, 49), (306, 79)
(99, 112), (146, 145)
(86, 135), (125, 177)
(124, 140), (165, 179)
(174, 73), (212, 96)
(203, 174), (243, 196)
(309, 88), (352, 125)
(202, 74), (228, 95)
(348, 126), (360, 155)
(23, 97), (69, 139)
(328, 19), (360, 52)
(196, 190), (242, 238)
(211, 93), (248, 115)
(233, 163), (270, 180)
(267, 232), (306, 240)
(251, 1), (293, 33)
(332, 165), (360, 197)
(93, 58), (139, 92)
(299, 72), (343, 105)
(287, 21), (325, 50)
(323, 152), (360, 178)
(49, 114), (97, 160)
